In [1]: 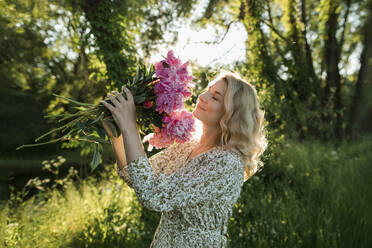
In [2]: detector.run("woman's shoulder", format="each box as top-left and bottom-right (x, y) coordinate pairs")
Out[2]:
(216, 146), (244, 164)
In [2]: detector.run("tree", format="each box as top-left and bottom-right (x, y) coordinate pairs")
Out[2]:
(349, 0), (372, 140)
(196, 0), (370, 141)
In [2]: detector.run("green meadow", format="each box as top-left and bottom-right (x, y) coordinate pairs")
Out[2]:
(1, 134), (371, 248)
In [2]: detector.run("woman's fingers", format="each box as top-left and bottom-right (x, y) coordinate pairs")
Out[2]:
(100, 100), (114, 111)
(120, 86), (129, 101)
(108, 91), (120, 105)
(101, 88), (133, 111)
(113, 91), (125, 103)
(122, 87), (134, 103)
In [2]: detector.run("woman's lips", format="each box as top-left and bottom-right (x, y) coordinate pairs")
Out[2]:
(198, 104), (205, 111)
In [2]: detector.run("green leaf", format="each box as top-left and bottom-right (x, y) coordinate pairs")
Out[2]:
(96, 125), (107, 140)
(61, 116), (86, 133)
(89, 112), (104, 125)
(74, 121), (85, 130)
(34, 125), (67, 142)
(133, 96), (146, 104)
(52, 93), (96, 107)
(149, 64), (155, 74)
(78, 134), (110, 144)
(133, 66), (140, 83)
(90, 143), (102, 171)
(16, 129), (74, 150)
(57, 112), (80, 122)
(35, 115), (84, 142)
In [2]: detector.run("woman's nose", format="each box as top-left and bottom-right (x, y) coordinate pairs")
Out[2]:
(199, 91), (211, 102)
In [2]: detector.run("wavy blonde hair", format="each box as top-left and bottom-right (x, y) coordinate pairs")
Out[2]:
(214, 71), (268, 182)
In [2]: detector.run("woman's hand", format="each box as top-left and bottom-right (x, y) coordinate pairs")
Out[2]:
(100, 87), (137, 133)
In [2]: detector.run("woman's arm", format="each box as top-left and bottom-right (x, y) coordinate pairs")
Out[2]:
(100, 88), (146, 166)
(110, 135), (127, 169)
(125, 151), (244, 212)
(120, 122), (146, 167)
(101, 119), (127, 170)
(113, 122), (145, 189)
(99, 88), (146, 188)
(102, 119), (136, 188)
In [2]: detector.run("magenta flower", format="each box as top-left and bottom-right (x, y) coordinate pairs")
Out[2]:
(155, 63), (195, 88)
(155, 92), (184, 114)
(142, 50), (196, 150)
(154, 50), (195, 115)
(154, 79), (192, 114)
(155, 50), (195, 88)
(162, 110), (195, 143)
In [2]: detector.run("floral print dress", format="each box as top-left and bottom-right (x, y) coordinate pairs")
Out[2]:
(115, 136), (245, 248)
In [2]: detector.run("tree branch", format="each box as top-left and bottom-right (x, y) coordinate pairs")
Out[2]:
(264, 0), (289, 63)
(188, 21), (237, 45)
(261, 19), (289, 43)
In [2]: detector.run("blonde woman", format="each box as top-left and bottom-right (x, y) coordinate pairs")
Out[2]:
(100, 71), (268, 247)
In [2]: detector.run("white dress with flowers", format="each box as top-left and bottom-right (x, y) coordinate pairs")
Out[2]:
(115, 136), (245, 248)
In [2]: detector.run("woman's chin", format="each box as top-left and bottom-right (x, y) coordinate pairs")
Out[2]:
(192, 110), (201, 120)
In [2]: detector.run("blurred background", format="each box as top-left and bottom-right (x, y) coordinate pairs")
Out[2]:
(0, 0), (371, 247)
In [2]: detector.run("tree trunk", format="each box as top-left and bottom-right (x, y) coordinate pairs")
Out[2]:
(323, 2), (343, 138)
(349, 0), (372, 140)
(300, 0), (318, 92)
(79, 0), (135, 88)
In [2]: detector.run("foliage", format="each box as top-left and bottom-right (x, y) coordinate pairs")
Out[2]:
(0, 0), (197, 160)
(0, 0), (63, 155)
(227, 132), (372, 247)
(16, 64), (162, 171)
(197, 0), (372, 141)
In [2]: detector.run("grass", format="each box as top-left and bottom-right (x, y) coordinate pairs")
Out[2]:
(0, 134), (371, 247)
(0, 144), (115, 176)
(0, 164), (148, 247)
(0, 144), (116, 203)
(228, 133), (372, 247)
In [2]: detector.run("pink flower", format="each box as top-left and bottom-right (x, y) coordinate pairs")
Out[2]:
(142, 50), (196, 151)
(154, 78), (192, 98)
(155, 50), (195, 89)
(154, 50), (194, 114)
(143, 100), (153, 109)
(155, 92), (185, 114)
(143, 125), (175, 151)
(162, 110), (195, 143)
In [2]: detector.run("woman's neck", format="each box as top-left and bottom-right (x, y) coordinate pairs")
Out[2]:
(197, 124), (222, 149)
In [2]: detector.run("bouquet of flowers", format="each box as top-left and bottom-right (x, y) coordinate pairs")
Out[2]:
(16, 50), (196, 171)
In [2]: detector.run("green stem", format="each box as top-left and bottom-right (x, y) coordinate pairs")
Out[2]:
(35, 116), (84, 142)
(52, 93), (97, 107)
(16, 129), (75, 150)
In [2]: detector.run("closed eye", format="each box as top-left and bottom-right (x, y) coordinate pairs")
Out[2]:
(208, 86), (219, 101)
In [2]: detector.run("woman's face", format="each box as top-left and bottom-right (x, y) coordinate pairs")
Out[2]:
(193, 78), (227, 126)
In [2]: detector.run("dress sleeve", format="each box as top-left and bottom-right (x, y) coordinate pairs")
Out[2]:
(124, 150), (244, 212)
(115, 142), (180, 188)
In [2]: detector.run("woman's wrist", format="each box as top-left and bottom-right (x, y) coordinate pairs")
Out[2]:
(119, 122), (138, 135)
